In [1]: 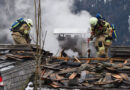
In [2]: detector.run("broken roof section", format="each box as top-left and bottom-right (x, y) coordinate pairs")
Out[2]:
(40, 56), (130, 89)
(0, 44), (36, 90)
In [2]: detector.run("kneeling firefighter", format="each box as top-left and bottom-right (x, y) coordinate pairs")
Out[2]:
(89, 14), (117, 57)
(10, 18), (33, 44)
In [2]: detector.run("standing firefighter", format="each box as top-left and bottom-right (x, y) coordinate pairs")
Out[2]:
(10, 18), (33, 44)
(89, 14), (116, 57)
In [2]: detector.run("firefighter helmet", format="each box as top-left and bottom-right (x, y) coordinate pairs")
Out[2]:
(26, 19), (33, 27)
(90, 17), (98, 26)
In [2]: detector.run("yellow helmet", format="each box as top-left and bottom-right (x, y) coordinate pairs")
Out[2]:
(26, 19), (33, 27)
(90, 17), (98, 26)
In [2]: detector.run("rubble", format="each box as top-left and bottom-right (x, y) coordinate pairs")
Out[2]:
(40, 57), (130, 89)
(0, 44), (52, 61)
(0, 45), (130, 89)
(0, 45), (37, 90)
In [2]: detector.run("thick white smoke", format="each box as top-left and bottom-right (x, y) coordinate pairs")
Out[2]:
(3, 0), (92, 56)
(0, 0), (35, 44)
(42, 0), (92, 56)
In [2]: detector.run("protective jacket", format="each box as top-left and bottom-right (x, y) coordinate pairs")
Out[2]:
(12, 23), (31, 44)
(91, 20), (112, 37)
(90, 19), (113, 57)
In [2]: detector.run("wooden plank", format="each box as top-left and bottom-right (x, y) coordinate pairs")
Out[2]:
(49, 73), (56, 80)
(53, 56), (126, 62)
(120, 73), (130, 81)
(42, 70), (54, 78)
(0, 44), (37, 51)
(58, 68), (77, 74)
(74, 56), (81, 63)
(55, 74), (64, 80)
(6, 54), (23, 61)
(50, 82), (60, 88)
(69, 72), (77, 80)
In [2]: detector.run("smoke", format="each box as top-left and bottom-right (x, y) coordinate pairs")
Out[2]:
(0, 0), (14, 44)
(0, 0), (34, 44)
(42, 0), (92, 56)
(0, 0), (92, 56)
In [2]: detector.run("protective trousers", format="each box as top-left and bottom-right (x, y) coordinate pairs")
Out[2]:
(12, 32), (28, 44)
(95, 35), (108, 57)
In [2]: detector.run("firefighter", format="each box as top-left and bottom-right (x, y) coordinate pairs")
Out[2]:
(11, 18), (33, 44)
(89, 17), (113, 57)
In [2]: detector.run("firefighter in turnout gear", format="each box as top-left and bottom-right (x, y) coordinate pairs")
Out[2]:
(10, 18), (33, 44)
(89, 16), (113, 57)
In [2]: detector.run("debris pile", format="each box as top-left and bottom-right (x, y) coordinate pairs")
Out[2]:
(0, 45), (130, 89)
(0, 44), (52, 61)
(41, 57), (130, 89)
(0, 45), (33, 60)
(0, 45), (37, 90)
